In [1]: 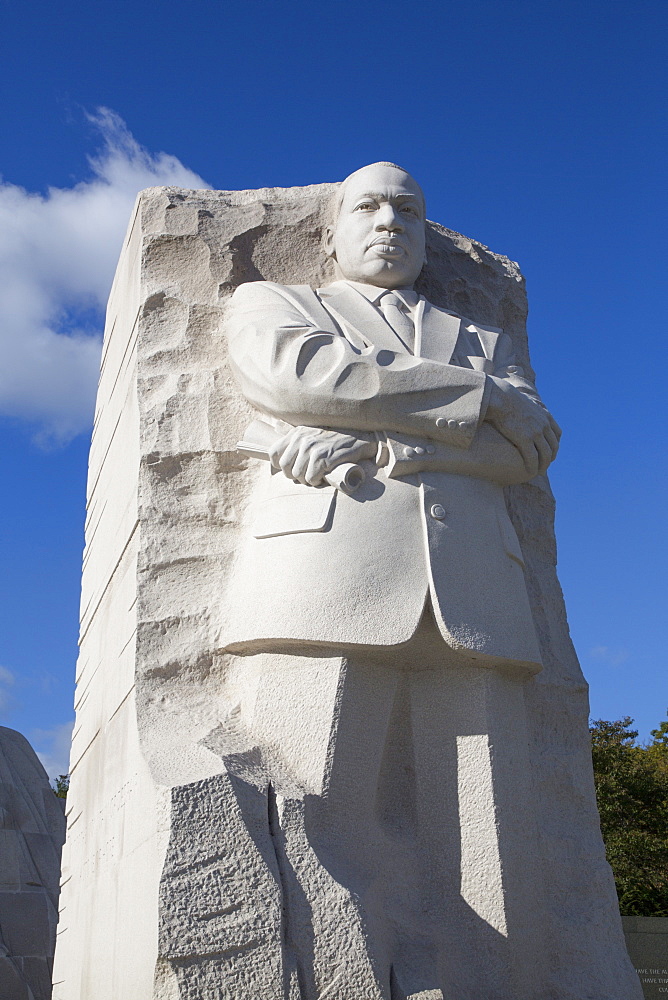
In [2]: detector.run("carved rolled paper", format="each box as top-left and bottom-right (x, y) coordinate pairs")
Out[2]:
(236, 417), (366, 495)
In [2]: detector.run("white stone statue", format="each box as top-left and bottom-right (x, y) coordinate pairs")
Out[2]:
(52, 166), (642, 1000)
(213, 163), (629, 998)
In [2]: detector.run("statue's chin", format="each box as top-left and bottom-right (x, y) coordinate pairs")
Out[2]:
(337, 259), (420, 289)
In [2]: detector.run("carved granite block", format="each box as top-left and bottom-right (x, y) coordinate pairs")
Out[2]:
(52, 176), (639, 999)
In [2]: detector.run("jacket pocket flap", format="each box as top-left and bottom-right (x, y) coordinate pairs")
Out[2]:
(252, 488), (336, 539)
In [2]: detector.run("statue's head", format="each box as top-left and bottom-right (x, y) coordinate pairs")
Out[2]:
(324, 162), (427, 289)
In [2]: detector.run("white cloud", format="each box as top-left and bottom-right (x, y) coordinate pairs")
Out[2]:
(590, 645), (630, 667)
(0, 665), (15, 715)
(33, 720), (75, 781)
(0, 108), (209, 444)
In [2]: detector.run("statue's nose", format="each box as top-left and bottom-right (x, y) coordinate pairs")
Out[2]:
(375, 205), (404, 232)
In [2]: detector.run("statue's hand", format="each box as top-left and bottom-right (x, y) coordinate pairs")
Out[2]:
(485, 378), (561, 477)
(268, 426), (377, 486)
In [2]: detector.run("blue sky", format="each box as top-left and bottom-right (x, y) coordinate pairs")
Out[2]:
(0, 0), (666, 776)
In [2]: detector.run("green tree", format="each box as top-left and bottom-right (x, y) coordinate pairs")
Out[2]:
(53, 774), (70, 799)
(590, 715), (668, 916)
(650, 718), (668, 748)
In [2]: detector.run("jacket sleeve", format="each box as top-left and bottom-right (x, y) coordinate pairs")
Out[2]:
(491, 332), (545, 406)
(384, 330), (553, 482)
(224, 281), (490, 448)
(384, 426), (532, 485)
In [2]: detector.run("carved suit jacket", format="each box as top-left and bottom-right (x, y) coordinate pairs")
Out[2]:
(223, 279), (547, 670)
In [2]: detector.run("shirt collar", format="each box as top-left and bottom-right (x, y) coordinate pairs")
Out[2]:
(330, 279), (419, 309)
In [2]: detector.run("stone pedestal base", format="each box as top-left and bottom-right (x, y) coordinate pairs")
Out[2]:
(165, 609), (541, 1000)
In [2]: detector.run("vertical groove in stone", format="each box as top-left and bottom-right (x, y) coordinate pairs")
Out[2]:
(267, 782), (305, 1000)
(375, 673), (417, 841)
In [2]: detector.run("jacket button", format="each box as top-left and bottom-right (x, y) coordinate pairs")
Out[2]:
(414, 445), (425, 455)
(430, 504), (446, 520)
(426, 444), (435, 454)
(435, 416), (447, 428)
(403, 446), (415, 458)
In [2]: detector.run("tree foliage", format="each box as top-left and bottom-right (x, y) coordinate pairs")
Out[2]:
(590, 715), (668, 916)
(53, 773), (70, 799)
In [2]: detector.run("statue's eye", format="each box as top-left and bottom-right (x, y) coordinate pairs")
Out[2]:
(355, 202), (375, 211)
(401, 205), (419, 216)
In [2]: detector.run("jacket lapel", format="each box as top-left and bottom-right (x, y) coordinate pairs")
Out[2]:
(316, 283), (467, 364)
(418, 300), (462, 364)
(473, 324), (500, 365)
(276, 284), (341, 336)
(318, 283), (411, 354)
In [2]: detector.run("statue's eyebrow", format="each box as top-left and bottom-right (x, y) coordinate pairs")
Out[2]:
(355, 191), (419, 201)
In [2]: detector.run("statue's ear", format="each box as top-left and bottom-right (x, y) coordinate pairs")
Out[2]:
(323, 225), (336, 259)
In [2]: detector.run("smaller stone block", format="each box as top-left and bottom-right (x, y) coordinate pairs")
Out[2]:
(623, 917), (668, 999)
(0, 727), (65, 1000)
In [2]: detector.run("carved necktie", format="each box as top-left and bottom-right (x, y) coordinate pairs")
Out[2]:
(379, 290), (415, 352)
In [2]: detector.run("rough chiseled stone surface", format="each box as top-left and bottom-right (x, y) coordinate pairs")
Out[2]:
(0, 727), (65, 1000)
(52, 183), (640, 999)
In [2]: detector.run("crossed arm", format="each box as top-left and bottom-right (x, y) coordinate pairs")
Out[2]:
(225, 281), (560, 487)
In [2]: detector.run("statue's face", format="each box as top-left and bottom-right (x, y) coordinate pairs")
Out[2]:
(325, 164), (426, 288)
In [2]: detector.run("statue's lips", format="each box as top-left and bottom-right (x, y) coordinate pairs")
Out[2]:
(367, 240), (405, 256)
